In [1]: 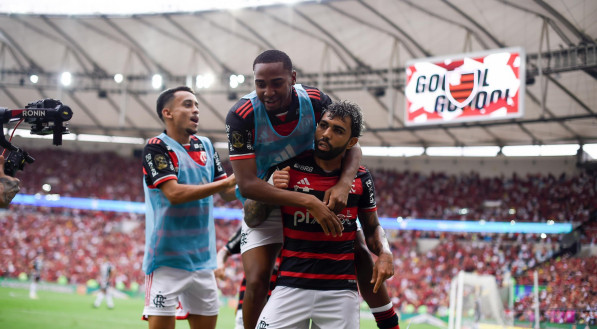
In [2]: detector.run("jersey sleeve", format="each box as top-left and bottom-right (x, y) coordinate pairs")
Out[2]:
(212, 150), (228, 181)
(142, 138), (177, 189)
(225, 226), (242, 255)
(226, 98), (255, 161)
(303, 86), (332, 122)
(318, 89), (333, 110)
(358, 168), (377, 212)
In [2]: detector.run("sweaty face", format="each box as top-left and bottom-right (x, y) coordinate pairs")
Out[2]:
(168, 91), (200, 135)
(253, 62), (296, 112)
(314, 113), (354, 161)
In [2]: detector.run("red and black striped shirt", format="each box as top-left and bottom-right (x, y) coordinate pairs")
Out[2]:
(274, 152), (377, 291)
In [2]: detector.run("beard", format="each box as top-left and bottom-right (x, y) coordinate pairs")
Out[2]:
(186, 127), (197, 135)
(314, 138), (348, 160)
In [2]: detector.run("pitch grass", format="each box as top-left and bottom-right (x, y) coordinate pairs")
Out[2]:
(0, 287), (394, 329)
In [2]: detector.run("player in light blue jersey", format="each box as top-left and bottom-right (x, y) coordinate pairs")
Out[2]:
(142, 86), (237, 329)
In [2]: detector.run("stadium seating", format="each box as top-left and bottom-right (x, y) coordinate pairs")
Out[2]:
(2, 149), (595, 324)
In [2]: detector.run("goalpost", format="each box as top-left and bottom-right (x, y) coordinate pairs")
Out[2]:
(448, 271), (507, 329)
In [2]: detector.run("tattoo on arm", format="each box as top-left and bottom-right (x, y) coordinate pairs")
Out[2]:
(0, 177), (20, 207)
(244, 199), (275, 228)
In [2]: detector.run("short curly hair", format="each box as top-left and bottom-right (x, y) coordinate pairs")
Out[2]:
(322, 100), (364, 138)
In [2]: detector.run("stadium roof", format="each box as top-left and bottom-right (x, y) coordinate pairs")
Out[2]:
(0, 0), (595, 154)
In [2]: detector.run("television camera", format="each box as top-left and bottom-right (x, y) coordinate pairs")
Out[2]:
(0, 99), (73, 177)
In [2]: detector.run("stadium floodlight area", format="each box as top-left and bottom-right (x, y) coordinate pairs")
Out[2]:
(11, 194), (573, 234)
(448, 271), (507, 329)
(0, 0), (314, 15)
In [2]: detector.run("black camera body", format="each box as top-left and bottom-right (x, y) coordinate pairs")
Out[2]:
(0, 99), (73, 177)
(4, 146), (34, 177)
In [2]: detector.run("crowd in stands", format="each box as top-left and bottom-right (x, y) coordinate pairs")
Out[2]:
(19, 149), (143, 202)
(2, 149), (596, 324)
(0, 205), (241, 291)
(20, 149), (597, 225)
(370, 169), (597, 224)
(514, 255), (597, 325)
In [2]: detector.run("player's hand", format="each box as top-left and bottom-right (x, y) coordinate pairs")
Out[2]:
(0, 155), (20, 208)
(271, 166), (290, 189)
(323, 182), (350, 213)
(371, 251), (394, 293)
(214, 266), (226, 280)
(306, 195), (343, 237)
(224, 174), (236, 188)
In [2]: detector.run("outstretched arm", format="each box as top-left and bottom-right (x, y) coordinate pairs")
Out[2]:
(159, 174), (236, 205)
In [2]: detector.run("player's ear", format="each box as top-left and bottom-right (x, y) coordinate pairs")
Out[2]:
(162, 108), (172, 119)
(291, 71), (296, 85)
(346, 137), (358, 150)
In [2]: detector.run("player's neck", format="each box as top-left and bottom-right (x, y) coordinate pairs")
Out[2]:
(166, 128), (192, 145)
(314, 155), (343, 172)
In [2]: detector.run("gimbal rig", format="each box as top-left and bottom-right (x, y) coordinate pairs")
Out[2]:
(0, 99), (73, 176)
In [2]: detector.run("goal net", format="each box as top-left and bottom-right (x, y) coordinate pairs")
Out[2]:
(448, 271), (506, 329)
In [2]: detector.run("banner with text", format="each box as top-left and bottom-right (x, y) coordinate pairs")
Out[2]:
(405, 48), (525, 126)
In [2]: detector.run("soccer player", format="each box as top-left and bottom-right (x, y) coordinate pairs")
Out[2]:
(29, 253), (43, 299)
(226, 50), (398, 329)
(255, 100), (394, 328)
(93, 258), (115, 309)
(142, 86), (237, 329)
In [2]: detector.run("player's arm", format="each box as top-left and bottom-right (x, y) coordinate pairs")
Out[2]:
(325, 143), (362, 213)
(160, 177), (235, 205)
(215, 247), (232, 280)
(357, 169), (393, 293)
(232, 159), (342, 236)
(143, 141), (236, 205)
(243, 166), (289, 227)
(213, 150), (237, 202)
(358, 210), (394, 293)
(215, 226), (241, 280)
(218, 179), (237, 202)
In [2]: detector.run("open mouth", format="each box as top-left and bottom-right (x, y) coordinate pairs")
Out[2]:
(190, 116), (199, 123)
(317, 140), (330, 151)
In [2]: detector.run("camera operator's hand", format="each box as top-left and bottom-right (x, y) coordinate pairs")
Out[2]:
(0, 155), (20, 208)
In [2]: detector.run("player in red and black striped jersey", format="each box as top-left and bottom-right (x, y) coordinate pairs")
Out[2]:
(254, 101), (399, 329)
(143, 134), (228, 189)
(275, 154), (377, 291)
